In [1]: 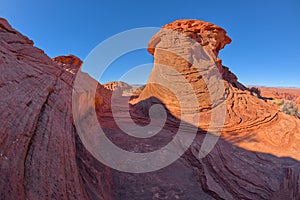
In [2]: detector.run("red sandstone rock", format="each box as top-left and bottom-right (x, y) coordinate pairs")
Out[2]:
(1, 17), (300, 200)
(103, 81), (132, 91)
(53, 54), (82, 74)
(134, 19), (300, 162)
(102, 81), (133, 96)
(258, 87), (300, 108)
(0, 18), (112, 200)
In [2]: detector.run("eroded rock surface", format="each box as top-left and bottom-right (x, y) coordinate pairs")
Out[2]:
(53, 54), (82, 74)
(1, 17), (300, 200)
(0, 18), (112, 200)
(133, 19), (300, 162)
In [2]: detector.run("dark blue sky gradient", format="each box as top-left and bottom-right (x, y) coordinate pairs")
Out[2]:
(1, 0), (299, 86)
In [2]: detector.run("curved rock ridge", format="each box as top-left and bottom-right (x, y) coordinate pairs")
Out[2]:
(0, 18), (113, 200)
(1, 17), (300, 200)
(53, 54), (113, 115)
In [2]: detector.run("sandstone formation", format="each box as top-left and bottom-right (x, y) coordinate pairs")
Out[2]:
(53, 54), (83, 74)
(103, 81), (132, 91)
(103, 81), (133, 96)
(133, 19), (300, 162)
(1, 17), (300, 200)
(0, 18), (112, 200)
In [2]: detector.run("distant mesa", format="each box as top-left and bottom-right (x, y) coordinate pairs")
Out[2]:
(258, 86), (300, 109)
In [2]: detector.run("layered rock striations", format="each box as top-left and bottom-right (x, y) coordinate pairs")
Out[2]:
(133, 19), (300, 161)
(0, 18), (112, 200)
(1, 17), (300, 200)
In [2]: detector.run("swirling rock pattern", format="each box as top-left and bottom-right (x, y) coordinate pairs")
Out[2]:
(1, 18), (300, 200)
(0, 18), (112, 200)
(134, 19), (300, 162)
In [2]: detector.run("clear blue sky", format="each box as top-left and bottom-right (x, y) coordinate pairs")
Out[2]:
(1, 0), (300, 86)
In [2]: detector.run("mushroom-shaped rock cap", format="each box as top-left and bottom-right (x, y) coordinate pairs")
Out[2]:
(53, 54), (82, 69)
(148, 19), (231, 56)
(133, 19), (232, 118)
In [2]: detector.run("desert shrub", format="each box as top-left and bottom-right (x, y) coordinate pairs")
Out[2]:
(273, 99), (284, 106)
(280, 100), (300, 118)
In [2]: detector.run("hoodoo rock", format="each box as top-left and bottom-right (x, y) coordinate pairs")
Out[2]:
(133, 19), (300, 162)
(148, 20), (242, 87)
(1, 17), (300, 200)
(132, 20), (244, 119)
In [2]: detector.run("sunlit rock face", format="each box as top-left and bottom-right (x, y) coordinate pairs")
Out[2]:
(133, 19), (300, 163)
(53, 54), (82, 74)
(133, 20), (231, 118)
(1, 17), (300, 200)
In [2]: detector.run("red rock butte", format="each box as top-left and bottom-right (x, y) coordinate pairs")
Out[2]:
(1, 17), (300, 199)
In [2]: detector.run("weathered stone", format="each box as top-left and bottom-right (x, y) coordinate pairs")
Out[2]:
(1, 17), (300, 200)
